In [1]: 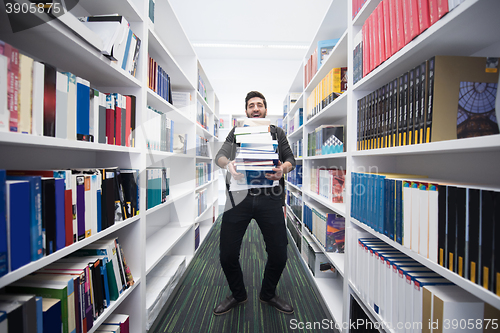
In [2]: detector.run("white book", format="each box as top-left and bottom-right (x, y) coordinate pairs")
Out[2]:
(64, 72), (77, 141)
(403, 182), (412, 248)
(235, 125), (270, 135)
(425, 284), (484, 333)
(380, 253), (409, 321)
(237, 118), (270, 127)
(403, 270), (439, 333)
(397, 266), (429, 333)
(18, 54), (33, 134)
(410, 184), (420, 253)
(418, 184), (429, 258)
(412, 278), (451, 333)
(235, 132), (273, 143)
(0, 54), (7, 132)
(56, 71), (68, 139)
(372, 249), (399, 315)
(78, 20), (121, 57)
(428, 185), (439, 263)
(31, 61), (45, 136)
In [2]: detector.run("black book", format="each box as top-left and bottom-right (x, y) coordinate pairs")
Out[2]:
(408, 68), (415, 145)
(398, 74), (406, 146)
(437, 184), (448, 268)
(385, 82), (391, 148)
(392, 78), (399, 147)
(43, 63), (57, 137)
(413, 65), (421, 145)
(419, 61), (428, 144)
(121, 169), (138, 217)
(455, 186), (467, 277)
(425, 56), (435, 143)
(493, 191), (500, 296)
(42, 177), (57, 255)
(447, 186), (457, 272)
(468, 188), (480, 284)
(481, 190), (495, 292)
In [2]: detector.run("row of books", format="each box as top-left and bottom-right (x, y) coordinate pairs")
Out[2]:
(291, 139), (303, 158)
(2, 237), (133, 333)
(286, 108), (303, 135)
(359, 0), (465, 79)
(286, 164), (302, 187)
(196, 100), (209, 131)
(148, 55), (173, 104)
(195, 162), (212, 188)
(310, 167), (346, 204)
(79, 15), (140, 78)
(196, 135), (209, 157)
(0, 168), (138, 276)
(145, 106), (174, 152)
(303, 201), (345, 253)
(351, 233), (498, 333)
(282, 92), (301, 119)
(351, 0), (368, 19)
(304, 39), (340, 89)
(0, 40), (137, 146)
(198, 72), (207, 102)
(306, 67), (347, 121)
(286, 189), (303, 222)
(350, 171), (500, 296)
(307, 124), (345, 156)
(146, 255), (186, 330)
(146, 167), (170, 210)
(301, 232), (338, 277)
(357, 55), (499, 151)
(196, 188), (207, 217)
(286, 209), (302, 251)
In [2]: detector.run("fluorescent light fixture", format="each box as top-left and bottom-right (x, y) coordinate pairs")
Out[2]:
(192, 42), (308, 50)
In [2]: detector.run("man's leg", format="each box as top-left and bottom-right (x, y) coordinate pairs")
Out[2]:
(215, 193), (253, 315)
(253, 194), (293, 314)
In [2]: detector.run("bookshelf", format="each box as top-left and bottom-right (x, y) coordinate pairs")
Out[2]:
(284, 0), (500, 331)
(0, 0), (219, 331)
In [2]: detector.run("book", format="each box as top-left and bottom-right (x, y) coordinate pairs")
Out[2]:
(43, 63), (57, 137)
(18, 53), (33, 134)
(63, 72), (77, 141)
(55, 71), (69, 139)
(317, 38), (340, 70)
(42, 298), (62, 333)
(76, 77), (90, 141)
(0, 44), (8, 132)
(5, 180), (31, 271)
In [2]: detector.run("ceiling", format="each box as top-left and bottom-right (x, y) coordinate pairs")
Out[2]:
(169, 0), (333, 116)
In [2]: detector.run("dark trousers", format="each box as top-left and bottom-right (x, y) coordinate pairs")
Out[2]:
(220, 190), (288, 302)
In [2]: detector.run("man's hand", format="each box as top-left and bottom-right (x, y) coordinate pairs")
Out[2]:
(227, 161), (245, 180)
(265, 161), (283, 181)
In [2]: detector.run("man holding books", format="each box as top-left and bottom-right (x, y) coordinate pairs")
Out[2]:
(213, 91), (296, 315)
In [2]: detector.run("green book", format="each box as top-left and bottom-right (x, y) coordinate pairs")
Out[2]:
(6, 280), (74, 333)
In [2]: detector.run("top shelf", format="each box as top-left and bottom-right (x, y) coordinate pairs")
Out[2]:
(353, 0), (500, 92)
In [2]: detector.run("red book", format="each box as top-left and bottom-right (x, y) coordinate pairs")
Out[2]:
(436, 0), (448, 20)
(106, 94), (115, 145)
(389, 0), (398, 55)
(402, 0), (411, 45)
(377, 2), (386, 64)
(3, 44), (19, 132)
(429, 0), (439, 25)
(408, 0), (420, 42)
(383, 0), (392, 59)
(43, 63), (57, 137)
(371, 12), (379, 69)
(125, 96), (132, 147)
(65, 189), (73, 246)
(395, 0), (405, 51)
(362, 21), (369, 77)
(114, 94), (122, 146)
(418, 0), (431, 32)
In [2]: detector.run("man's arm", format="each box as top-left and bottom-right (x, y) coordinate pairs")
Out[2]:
(215, 127), (244, 180)
(265, 127), (296, 181)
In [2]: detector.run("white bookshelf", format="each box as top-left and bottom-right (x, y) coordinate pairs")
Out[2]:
(284, 0), (500, 331)
(0, 0), (219, 331)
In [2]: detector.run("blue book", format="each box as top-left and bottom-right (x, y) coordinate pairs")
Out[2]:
(76, 175), (86, 241)
(97, 189), (102, 232)
(6, 175), (43, 261)
(121, 28), (133, 70)
(42, 298), (61, 333)
(36, 296), (43, 333)
(76, 77), (90, 141)
(101, 257), (111, 307)
(55, 178), (66, 251)
(0, 171), (7, 277)
(6, 180), (31, 271)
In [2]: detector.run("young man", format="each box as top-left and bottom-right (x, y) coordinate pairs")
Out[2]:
(213, 91), (296, 315)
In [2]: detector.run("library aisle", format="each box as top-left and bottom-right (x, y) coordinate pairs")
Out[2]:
(149, 215), (338, 333)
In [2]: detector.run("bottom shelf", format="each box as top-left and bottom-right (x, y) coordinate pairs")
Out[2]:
(307, 267), (344, 329)
(89, 278), (141, 333)
(349, 281), (392, 333)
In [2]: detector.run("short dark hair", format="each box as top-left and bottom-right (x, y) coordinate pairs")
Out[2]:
(245, 91), (267, 110)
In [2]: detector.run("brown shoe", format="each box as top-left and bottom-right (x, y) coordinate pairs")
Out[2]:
(260, 295), (294, 314)
(213, 295), (247, 315)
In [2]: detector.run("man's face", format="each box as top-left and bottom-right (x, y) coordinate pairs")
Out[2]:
(245, 97), (267, 118)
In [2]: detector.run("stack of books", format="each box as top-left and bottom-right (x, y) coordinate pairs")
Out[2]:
(233, 119), (279, 187)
